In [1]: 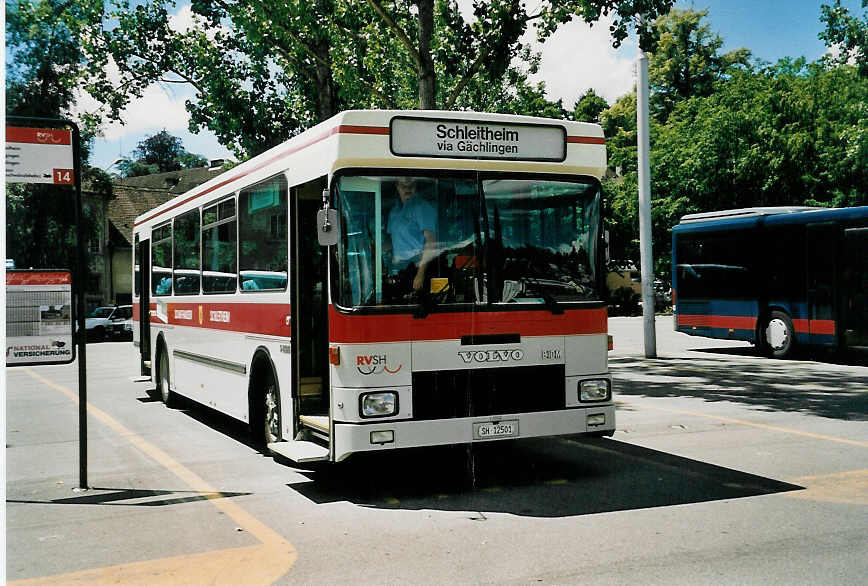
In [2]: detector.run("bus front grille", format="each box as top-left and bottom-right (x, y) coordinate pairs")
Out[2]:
(412, 365), (565, 420)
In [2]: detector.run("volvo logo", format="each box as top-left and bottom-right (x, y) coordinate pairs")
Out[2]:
(457, 349), (524, 364)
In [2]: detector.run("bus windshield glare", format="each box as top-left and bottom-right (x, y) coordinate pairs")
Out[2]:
(334, 173), (600, 309)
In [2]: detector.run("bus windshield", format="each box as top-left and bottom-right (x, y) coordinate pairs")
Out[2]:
(334, 173), (600, 309)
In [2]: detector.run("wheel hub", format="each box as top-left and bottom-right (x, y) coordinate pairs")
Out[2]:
(766, 318), (789, 350)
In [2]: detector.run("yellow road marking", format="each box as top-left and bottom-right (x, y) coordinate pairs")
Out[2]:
(12, 368), (298, 585)
(787, 469), (868, 505)
(11, 545), (290, 586)
(643, 404), (868, 448)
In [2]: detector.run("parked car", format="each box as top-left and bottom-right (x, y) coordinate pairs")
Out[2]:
(107, 305), (134, 340)
(85, 305), (133, 341)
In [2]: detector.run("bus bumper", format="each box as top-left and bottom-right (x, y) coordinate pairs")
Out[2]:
(332, 405), (616, 462)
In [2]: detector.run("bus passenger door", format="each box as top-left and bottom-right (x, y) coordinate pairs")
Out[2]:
(290, 178), (330, 443)
(138, 237), (152, 375)
(806, 223), (837, 347)
(841, 227), (868, 349)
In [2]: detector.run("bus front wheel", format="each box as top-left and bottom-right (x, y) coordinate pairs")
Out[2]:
(762, 311), (795, 359)
(262, 373), (281, 446)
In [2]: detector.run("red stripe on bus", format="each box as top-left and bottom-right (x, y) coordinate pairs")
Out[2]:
(793, 319), (836, 336)
(134, 125), (389, 227)
(677, 314), (757, 330)
(133, 301), (291, 337)
(329, 306), (607, 343)
(6, 127), (72, 145)
(337, 124), (390, 135)
(567, 136), (605, 145)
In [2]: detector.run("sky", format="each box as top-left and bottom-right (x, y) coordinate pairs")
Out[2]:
(87, 0), (862, 171)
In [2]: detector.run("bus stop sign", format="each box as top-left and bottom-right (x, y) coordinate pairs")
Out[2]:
(5, 126), (75, 185)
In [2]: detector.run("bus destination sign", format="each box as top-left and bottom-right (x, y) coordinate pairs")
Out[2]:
(390, 117), (566, 162)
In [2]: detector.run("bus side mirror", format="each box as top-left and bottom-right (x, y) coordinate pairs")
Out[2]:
(317, 209), (339, 246)
(317, 189), (339, 246)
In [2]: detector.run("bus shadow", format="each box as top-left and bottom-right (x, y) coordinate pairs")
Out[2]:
(286, 437), (801, 518)
(610, 355), (868, 421)
(690, 346), (868, 366)
(140, 388), (265, 452)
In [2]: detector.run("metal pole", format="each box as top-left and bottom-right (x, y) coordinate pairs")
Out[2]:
(637, 47), (657, 358)
(71, 123), (88, 489)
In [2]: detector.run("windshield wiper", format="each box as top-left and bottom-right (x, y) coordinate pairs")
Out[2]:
(522, 277), (564, 315)
(413, 283), (451, 319)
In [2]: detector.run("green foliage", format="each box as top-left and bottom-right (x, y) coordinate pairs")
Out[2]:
(81, 0), (674, 159)
(820, 1), (868, 75)
(5, 0), (107, 160)
(117, 130), (208, 177)
(649, 8), (750, 122)
(599, 9), (868, 280)
(574, 89), (609, 122)
(5, 0), (112, 284)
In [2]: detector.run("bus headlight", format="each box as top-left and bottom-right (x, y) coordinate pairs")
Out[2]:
(579, 379), (610, 402)
(360, 391), (398, 418)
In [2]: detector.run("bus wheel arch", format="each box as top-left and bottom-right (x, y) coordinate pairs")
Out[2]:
(154, 334), (175, 406)
(249, 349), (281, 447)
(759, 309), (795, 359)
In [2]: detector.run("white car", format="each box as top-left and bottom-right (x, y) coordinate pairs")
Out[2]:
(85, 305), (132, 341)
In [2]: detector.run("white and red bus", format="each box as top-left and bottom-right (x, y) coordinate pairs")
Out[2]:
(133, 110), (614, 464)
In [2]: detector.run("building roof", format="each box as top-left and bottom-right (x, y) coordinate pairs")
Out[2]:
(108, 166), (227, 246)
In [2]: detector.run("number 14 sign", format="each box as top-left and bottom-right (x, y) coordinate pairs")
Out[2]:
(5, 127), (75, 185)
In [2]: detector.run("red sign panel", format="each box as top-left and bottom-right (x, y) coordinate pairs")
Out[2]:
(6, 127), (72, 145)
(6, 271), (73, 286)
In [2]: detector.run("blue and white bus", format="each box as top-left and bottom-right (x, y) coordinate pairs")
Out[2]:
(672, 206), (868, 358)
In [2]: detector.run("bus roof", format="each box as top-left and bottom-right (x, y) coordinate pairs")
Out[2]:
(134, 110), (606, 230)
(678, 207), (819, 223)
(675, 205), (868, 232)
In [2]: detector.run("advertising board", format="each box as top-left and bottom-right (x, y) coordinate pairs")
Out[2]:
(6, 270), (75, 366)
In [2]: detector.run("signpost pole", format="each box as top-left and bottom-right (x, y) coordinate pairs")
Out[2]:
(71, 123), (88, 489)
(5, 116), (88, 488)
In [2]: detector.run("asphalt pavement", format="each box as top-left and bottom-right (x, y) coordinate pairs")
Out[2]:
(5, 316), (867, 585)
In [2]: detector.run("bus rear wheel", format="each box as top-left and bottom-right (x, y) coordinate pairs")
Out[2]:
(762, 311), (795, 358)
(156, 345), (175, 406)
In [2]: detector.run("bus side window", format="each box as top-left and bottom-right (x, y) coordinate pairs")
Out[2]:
(174, 209), (201, 295)
(202, 198), (238, 293)
(238, 176), (288, 291)
(152, 223), (172, 296)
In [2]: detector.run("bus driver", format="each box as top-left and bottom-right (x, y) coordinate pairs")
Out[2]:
(386, 177), (438, 291)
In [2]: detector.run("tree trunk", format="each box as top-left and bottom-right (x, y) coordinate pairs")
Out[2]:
(313, 36), (338, 121)
(417, 0), (436, 109)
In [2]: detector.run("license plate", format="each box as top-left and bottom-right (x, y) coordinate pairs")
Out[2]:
(473, 420), (519, 440)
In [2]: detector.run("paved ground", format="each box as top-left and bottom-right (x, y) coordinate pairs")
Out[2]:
(5, 316), (868, 584)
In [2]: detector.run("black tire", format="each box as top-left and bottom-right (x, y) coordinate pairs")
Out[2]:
(761, 310), (795, 359)
(92, 326), (105, 342)
(156, 344), (175, 406)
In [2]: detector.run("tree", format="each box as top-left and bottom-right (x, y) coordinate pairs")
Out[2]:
(117, 130), (209, 177)
(83, 0), (674, 159)
(573, 88), (609, 123)
(820, 1), (868, 74)
(6, 0), (109, 160)
(648, 8), (750, 122)
(6, 0), (111, 276)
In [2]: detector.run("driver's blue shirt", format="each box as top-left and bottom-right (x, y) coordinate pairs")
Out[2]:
(387, 195), (437, 270)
